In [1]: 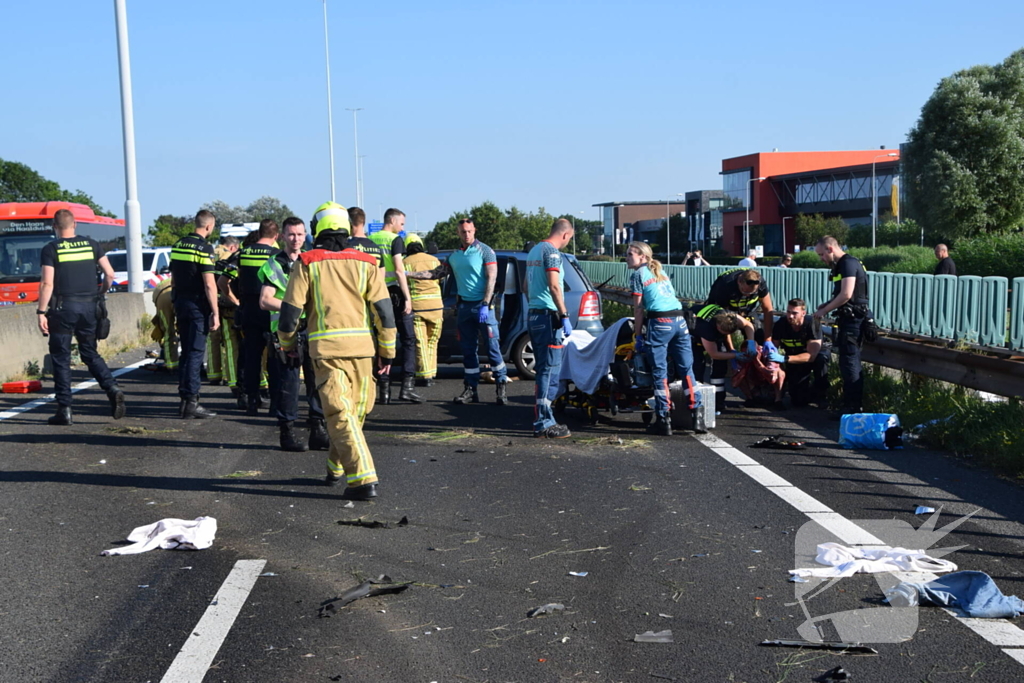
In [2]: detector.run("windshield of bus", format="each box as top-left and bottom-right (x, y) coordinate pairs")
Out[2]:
(0, 219), (125, 283)
(106, 252), (156, 272)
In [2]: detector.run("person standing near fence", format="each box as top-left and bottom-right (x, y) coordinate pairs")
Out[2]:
(813, 235), (869, 417)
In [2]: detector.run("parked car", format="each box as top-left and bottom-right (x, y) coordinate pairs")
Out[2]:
(435, 249), (603, 380)
(104, 247), (172, 291)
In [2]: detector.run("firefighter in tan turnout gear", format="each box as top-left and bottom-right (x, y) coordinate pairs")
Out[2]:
(277, 203), (397, 501)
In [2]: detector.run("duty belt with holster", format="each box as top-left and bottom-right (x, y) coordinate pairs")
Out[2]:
(834, 303), (868, 319)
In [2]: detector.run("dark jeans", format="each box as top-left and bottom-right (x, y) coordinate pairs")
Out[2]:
(528, 310), (564, 431)
(380, 287), (417, 381)
(48, 300), (117, 407)
(243, 325), (277, 402)
(645, 315), (701, 417)
(456, 300), (507, 387)
(301, 335), (324, 422)
(835, 317), (865, 411)
(175, 298), (210, 399)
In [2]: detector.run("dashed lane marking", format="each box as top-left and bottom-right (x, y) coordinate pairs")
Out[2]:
(0, 359), (152, 422)
(693, 431), (1024, 668)
(160, 559), (267, 683)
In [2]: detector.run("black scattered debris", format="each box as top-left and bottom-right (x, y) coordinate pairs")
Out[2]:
(759, 640), (878, 655)
(634, 630), (673, 643)
(336, 516), (409, 529)
(751, 435), (806, 450)
(815, 666), (851, 682)
(649, 674), (677, 682)
(454, 449), (477, 453)
(430, 458), (438, 462)
(527, 603), (565, 618)
(318, 575), (412, 617)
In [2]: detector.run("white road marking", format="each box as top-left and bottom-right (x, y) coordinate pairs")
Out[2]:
(160, 559), (267, 683)
(693, 431), (1024, 666)
(0, 358), (152, 421)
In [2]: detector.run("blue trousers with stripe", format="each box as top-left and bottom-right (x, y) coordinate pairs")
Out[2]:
(645, 315), (701, 418)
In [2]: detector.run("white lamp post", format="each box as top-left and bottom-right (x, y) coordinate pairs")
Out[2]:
(781, 216), (791, 255)
(872, 153), (898, 248)
(322, 1), (336, 201)
(745, 176), (766, 254)
(665, 193), (683, 265)
(113, 0), (143, 293)
(347, 108), (364, 207)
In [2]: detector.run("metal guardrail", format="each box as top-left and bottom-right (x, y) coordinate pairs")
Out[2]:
(581, 262), (1024, 354)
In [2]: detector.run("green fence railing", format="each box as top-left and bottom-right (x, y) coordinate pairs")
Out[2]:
(579, 261), (1024, 353)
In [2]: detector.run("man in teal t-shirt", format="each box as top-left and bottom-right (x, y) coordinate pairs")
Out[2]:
(525, 219), (575, 438)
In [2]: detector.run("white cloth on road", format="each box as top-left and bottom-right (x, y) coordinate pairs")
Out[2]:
(101, 516), (218, 556)
(557, 318), (630, 396)
(789, 542), (957, 578)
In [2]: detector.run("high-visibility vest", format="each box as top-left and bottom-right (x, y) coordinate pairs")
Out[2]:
(370, 230), (398, 286)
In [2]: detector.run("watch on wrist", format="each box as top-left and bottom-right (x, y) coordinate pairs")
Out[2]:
(36, 309), (47, 315)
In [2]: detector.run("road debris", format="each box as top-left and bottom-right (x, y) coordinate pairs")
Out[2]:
(815, 666), (851, 682)
(336, 516), (409, 529)
(751, 435), (806, 450)
(568, 571), (589, 577)
(914, 506), (936, 515)
(759, 639), (878, 655)
(526, 603), (565, 618)
(101, 516), (217, 556)
(634, 630), (673, 643)
(220, 470), (262, 478)
(318, 575), (412, 617)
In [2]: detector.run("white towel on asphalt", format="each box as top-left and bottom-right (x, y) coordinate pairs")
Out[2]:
(101, 517), (218, 556)
(556, 318), (630, 396)
(789, 542), (957, 578)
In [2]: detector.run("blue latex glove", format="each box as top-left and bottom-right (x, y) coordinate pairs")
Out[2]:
(744, 339), (758, 355)
(762, 340), (778, 355)
(633, 334), (645, 353)
(560, 315), (573, 338)
(768, 351), (786, 364)
(478, 304), (490, 324)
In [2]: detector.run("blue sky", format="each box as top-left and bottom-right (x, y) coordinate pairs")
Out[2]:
(4, 0), (1023, 234)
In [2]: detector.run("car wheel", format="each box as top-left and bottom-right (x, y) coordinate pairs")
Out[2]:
(512, 334), (536, 380)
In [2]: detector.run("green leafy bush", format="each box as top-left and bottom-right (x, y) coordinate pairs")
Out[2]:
(847, 219), (923, 248)
(581, 254), (615, 262)
(786, 246), (935, 273)
(952, 232), (1024, 280)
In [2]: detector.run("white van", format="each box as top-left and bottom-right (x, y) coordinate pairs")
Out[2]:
(105, 247), (172, 291)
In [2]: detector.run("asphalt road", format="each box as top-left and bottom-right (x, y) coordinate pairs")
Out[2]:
(2, 349), (1024, 683)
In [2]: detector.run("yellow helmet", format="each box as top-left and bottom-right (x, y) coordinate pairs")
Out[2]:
(311, 201), (350, 237)
(404, 233), (423, 247)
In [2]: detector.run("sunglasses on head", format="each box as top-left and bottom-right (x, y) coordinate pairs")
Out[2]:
(744, 279), (761, 286)
(458, 219), (473, 225)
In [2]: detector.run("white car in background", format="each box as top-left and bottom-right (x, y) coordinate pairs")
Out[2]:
(105, 247), (172, 291)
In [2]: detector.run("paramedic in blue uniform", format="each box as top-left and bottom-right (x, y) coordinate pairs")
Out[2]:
(626, 241), (703, 436)
(525, 219), (574, 439)
(36, 208), (126, 426)
(169, 210), (221, 418)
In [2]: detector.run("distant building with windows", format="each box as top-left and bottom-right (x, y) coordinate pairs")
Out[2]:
(721, 149), (902, 256)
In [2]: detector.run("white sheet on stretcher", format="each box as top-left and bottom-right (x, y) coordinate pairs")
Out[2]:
(556, 318), (631, 396)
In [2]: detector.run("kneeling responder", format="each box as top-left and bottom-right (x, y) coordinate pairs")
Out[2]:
(278, 204), (396, 501)
(692, 305), (756, 414)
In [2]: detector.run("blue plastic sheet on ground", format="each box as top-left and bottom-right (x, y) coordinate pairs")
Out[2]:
(839, 413), (903, 450)
(900, 570), (1024, 618)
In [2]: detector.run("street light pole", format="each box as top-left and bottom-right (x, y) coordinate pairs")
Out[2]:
(347, 108), (364, 207)
(113, 0), (143, 293)
(745, 177), (766, 255)
(781, 216), (791, 254)
(872, 152), (898, 248)
(322, 0), (336, 202)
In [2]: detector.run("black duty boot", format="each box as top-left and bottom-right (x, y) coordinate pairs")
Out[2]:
(416, 377), (434, 388)
(399, 376), (423, 403)
(48, 405), (73, 426)
(496, 381), (508, 406)
(107, 388), (126, 420)
(691, 408), (707, 434)
(259, 389), (270, 407)
(342, 482), (378, 501)
(647, 414), (672, 436)
(308, 419), (330, 451)
(182, 397), (217, 419)
(377, 378), (391, 405)
(245, 396), (260, 416)
(453, 385), (478, 404)
(279, 422), (309, 452)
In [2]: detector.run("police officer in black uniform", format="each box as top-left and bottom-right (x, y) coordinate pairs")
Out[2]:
(37, 209), (126, 425)
(170, 210), (221, 418)
(813, 235), (869, 415)
(691, 304), (757, 413)
(774, 297), (830, 407)
(236, 219), (281, 415)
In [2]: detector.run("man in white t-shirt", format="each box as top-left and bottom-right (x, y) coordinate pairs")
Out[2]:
(738, 250), (757, 267)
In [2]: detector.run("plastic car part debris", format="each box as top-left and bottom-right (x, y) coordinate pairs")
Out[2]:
(318, 576), (411, 617)
(336, 516), (409, 529)
(915, 506), (936, 515)
(788, 576), (809, 583)
(260, 572), (278, 577)
(815, 666), (851, 682)
(751, 435), (806, 450)
(568, 571), (589, 577)
(759, 639), (878, 655)
(634, 630), (673, 643)
(527, 603), (565, 618)
(342, 501), (355, 509)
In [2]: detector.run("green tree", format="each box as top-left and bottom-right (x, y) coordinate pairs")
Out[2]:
(199, 196), (295, 228)
(425, 201), (557, 251)
(146, 214), (194, 247)
(0, 157), (115, 217)
(904, 49), (1024, 239)
(794, 213), (848, 248)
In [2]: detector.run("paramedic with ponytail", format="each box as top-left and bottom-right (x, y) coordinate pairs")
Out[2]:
(625, 241), (703, 435)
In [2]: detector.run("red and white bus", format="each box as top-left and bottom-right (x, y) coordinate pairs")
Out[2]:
(0, 201), (125, 305)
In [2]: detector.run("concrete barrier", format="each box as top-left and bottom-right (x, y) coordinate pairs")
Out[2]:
(0, 293), (150, 381)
